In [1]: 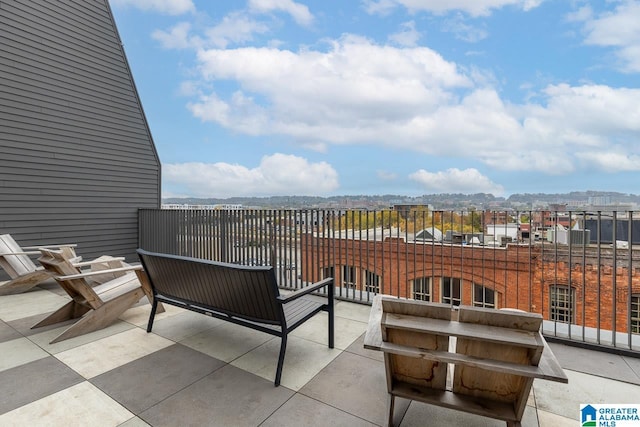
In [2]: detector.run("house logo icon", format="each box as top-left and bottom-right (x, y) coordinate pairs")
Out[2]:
(581, 404), (597, 426)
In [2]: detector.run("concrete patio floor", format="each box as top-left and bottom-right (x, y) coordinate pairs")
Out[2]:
(1, 281), (640, 426)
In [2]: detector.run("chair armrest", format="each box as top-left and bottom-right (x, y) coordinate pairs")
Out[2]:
(22, 244), (77, 250)
(72, 257), (125, 268)
(55, 265), (142, 280)
(3, 251), (41, 256)
(277, 278), (333, 304)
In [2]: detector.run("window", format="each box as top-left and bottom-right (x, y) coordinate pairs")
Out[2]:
(341, 265), (356, 290)
(364, 270), (380, 294)
(632, 294), (640, 334)
(413, 277), (431, 301)
(321, 266), (334, 281)
(442, 277), (461, 306)
(550, 286), (575, 323)
(473, 284), (496, 308)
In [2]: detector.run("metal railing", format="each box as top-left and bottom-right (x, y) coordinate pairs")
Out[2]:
(138, 208), (640, 354)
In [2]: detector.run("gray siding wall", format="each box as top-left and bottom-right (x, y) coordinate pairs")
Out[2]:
(0, 0), (161, 268)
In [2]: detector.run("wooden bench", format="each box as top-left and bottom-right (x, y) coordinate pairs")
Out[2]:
(137, 249), (335, 386)
(364, 295), (568, 427)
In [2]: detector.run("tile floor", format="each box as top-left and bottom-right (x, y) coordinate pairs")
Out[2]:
(1, 280), (639, 426)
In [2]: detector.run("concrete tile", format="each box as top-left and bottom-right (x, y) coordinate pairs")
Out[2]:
(0, 337), (49, 373)
(345, 332), (385, 362)
(6, 312), (76, 337)
(118, 417), (151, 427)
(36, 279), (68, 296)
(139, 365), (293, 427)
(0, 356), (84, 414)
(300, 351), (392, 425)
(0, 289), (70, 322)
(291, 310), (367, 350)
(537, 409), (576, 427)
(119, 303), (183, 327)
(28, 320), (135, 354)
(231, 335), (341, 390)
(55, 328), (173, 379)
(623, 355), (640, 383)
(180, 321), (272, 362)
(0, 381), (134, 427)
(335, 300), (374, 323)
(91, 344), (225, 414)
(401, 401), (499, 426)
(534, 369), (640, 419)
(399, 400), (538, 427)
(147, 310), (224, 342)
(261, 393), (378, 427)
(0, 320), (20, 343)
(549, 342), (640, 385)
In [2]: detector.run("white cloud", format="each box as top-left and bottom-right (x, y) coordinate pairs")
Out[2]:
(204, 12), (271, 48)
(442, 13), (488, 42)
(152, 14), (270, 50)
(363, 0), (544, 17)
(110, 0), (195, 15)
(248, 0), (314, 26)
(152, 22), (201, 49)
(183, 35), (639, 177)
(576, 151), (640, 173)
(377, 170), (398, 181)
(163, 154), (339, 197)
(409, 168), (504, 195)
(389, 21), (421, 47)
(576, 1), (640, 72)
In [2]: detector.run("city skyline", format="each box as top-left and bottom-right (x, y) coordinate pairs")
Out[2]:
(110, 0), (640, 199)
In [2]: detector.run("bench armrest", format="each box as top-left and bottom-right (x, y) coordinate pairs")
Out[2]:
(55, 264), (142, 280)
(277, 278), (334, 304)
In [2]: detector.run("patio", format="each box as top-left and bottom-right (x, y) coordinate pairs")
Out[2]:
(1, 280), (639, 427)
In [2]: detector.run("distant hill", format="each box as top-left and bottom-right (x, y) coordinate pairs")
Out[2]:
(163, 191), (640, 209)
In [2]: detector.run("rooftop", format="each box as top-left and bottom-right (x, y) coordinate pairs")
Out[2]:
(1, 280), (639, 427)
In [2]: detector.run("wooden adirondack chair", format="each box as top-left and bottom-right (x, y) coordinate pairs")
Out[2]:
(0, 234), (79, 295)
(364, 296), (568, 427)
(33, 248), (156, 343)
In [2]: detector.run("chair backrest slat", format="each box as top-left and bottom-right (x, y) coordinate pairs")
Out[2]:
(0, 234), (38, 278)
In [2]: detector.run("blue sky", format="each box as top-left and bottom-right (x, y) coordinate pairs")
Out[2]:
(109, 0), (640, 199)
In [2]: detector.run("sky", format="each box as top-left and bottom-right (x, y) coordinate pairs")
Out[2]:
(108, 0), (640, 199)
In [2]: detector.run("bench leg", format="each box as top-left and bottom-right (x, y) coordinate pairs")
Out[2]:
(147, 298), (159, 333)
(328, 302), (334, 349)
(275, 335), (288, 387)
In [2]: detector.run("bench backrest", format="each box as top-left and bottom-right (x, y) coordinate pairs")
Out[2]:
(137, 249), (283, 325)
(0, 234), (38, 278)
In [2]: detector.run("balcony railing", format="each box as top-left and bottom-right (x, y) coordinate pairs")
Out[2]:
(138, 208), (640, 354)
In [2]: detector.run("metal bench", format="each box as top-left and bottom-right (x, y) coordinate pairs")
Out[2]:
(137, 249), (334, 386)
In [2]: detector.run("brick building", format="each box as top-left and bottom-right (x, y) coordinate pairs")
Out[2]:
(300, 234), (640, 334)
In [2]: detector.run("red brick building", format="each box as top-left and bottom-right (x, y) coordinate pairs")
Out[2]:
(300, 234), (640, 334)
